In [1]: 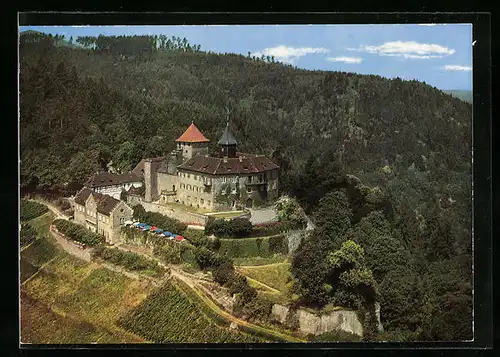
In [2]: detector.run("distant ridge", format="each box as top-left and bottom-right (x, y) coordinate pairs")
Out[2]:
(442, 90), (472, 104)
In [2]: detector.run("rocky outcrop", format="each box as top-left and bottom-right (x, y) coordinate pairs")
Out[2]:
(271, 304), (364, 337)
(271, 304), (290, 324)
(286, 230), (306, 254)
(375, 301), (384, 332)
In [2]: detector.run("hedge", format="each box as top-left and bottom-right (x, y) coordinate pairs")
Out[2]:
(205, 217), (253, 238)
(121, 226), (183, 264)
(91, 245), (164, 277)
(133, 205), (187, 234)
(20, 199), (49, 221)
(252, 220), (304, 236)
(218, 234), (288, 258)
(184, 228), (220, 251)
(53, 219), (105, 246)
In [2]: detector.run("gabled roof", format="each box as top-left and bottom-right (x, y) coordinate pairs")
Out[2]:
(132, 157), (165, 176)
(177, 153), (279, 175)
(74, 187), (127, 216)
(74, 187), (93, 206)
(217, 122), (238, 146)
(96, 194), (122, 216)
(85, 172), (142, 188)
(175, 123), (210, 143)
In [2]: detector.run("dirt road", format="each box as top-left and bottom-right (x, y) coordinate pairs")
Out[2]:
(30, 199), (70, 221)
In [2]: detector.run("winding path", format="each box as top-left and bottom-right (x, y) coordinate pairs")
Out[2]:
(38, 200), (303, 342)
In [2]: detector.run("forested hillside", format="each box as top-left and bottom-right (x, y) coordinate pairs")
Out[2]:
(19, 32), (472, 341)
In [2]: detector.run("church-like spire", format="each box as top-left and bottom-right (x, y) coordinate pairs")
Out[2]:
(217, 120), (238, 146)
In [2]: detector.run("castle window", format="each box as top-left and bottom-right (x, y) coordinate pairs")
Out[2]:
(247, 187), (252, 193)
(200, 199), (204, 204)
(208, 200), (211, 206)
(188, 174), (190, 179)
(223, 177), (227, 183)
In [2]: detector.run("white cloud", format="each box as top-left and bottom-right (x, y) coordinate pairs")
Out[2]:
(252, 45), (329, 64)
(442, 65), (472, 71)
(326, 56), (363, 64)
(349, 41), (455, 59)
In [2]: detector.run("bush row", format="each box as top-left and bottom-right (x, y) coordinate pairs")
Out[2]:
(121, 226), (184, 264)
(205, 217), (305, 239)
(205, 217), (253, 238)
(133, 205), (187, 234)
(91, 245), (164, 277)
(252, 220), (305, 236)
(53, 219), (105, 246)
(183, 228), (221, 251)
(20, 199), (49, 221)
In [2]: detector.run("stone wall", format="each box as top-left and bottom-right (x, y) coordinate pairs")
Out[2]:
(140, 200), (209, 226)
(157, 172), (178, 194)
(286, 229), (307, 255)
(271, 304), (364, 337)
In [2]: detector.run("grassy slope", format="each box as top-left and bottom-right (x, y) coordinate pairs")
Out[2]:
(237, 262), (292, 294)
(20, 213), (152, 344)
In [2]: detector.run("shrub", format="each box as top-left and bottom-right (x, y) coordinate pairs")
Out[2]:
(92, 246), (164, 277)
(53, 219), (104, 246)
(233, 294), (273, 322)
(54, 198), (71, 211)
(205, 217), (253, 238)
(20, 200), (49, 221)
(253, 220), (303, 236)
(153, 239), (182, 264)
(193, 246), (231, 270)
(228, 274), (250, 296)
(212, 261), (236, 286)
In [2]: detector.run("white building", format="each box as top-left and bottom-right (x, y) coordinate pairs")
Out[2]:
(84, 172), (142, 200)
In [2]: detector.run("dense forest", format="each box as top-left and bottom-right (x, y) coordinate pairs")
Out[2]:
(19, 31), (472, 341)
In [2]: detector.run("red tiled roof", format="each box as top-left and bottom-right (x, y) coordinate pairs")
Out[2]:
(175, 123), (210, 143)
(178, 154), (279, 175)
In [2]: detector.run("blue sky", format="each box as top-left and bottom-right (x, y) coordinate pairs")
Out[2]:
(20, 24), (473, 90)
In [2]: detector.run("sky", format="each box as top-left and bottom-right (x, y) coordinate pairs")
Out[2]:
(20, 24), (473, 90)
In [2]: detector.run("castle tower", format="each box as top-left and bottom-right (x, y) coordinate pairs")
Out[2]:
(218, 121), (238, 158)
(175, 123), (210, 161)
(143, 158), (164, 202)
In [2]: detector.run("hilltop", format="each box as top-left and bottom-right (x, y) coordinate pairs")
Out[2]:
(19, 33), (472, 341)
(442, 90), (472, 104)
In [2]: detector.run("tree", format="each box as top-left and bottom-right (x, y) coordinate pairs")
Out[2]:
(313, 190), (353, 247)
(326, 240), (378, 308)
(67, 149), (101, 190)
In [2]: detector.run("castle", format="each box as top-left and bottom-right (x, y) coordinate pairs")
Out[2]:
(132, 122), (280, 211)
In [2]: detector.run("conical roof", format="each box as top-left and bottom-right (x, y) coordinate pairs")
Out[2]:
(217, 122), (238, 146)
(175, 123), (210, 143)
